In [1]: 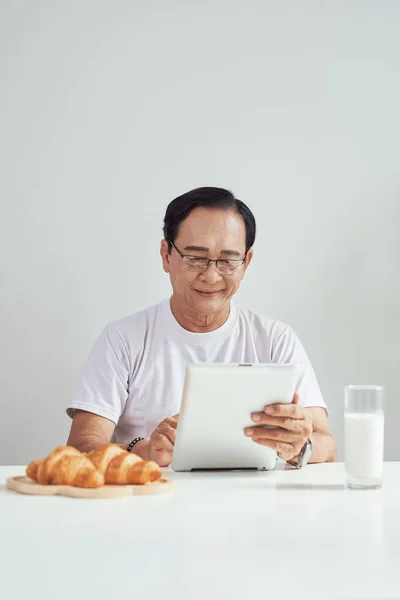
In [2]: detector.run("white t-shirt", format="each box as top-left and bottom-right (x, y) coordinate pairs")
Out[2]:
(67, 298), (326, 443)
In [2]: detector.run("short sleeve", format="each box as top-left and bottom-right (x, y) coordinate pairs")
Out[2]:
(66, 324), (130, 424)
(271, 325), (327, 410)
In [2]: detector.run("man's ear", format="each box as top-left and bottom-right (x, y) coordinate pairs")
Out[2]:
(160, 239), (170, 273)
(243, 248), (253, 272)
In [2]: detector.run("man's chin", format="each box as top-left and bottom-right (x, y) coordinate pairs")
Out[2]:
(190, 290), (227, 312)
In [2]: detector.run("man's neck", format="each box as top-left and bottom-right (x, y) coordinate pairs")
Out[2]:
(170, 297), (230, 333)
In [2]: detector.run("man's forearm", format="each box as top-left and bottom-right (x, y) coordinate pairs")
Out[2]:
(67, 433), (150, 460)
(309, 432), (337, 463)
(67, 432), (108, 453)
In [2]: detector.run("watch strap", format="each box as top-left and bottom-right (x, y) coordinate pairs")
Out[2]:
(289, 437), (313, 469)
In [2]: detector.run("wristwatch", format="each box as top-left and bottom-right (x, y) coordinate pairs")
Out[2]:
(289, 438), (313, 469)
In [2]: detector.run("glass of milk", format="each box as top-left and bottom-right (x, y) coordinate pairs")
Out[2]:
(344, 385), (384, 489)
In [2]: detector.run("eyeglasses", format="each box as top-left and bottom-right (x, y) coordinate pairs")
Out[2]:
(168, 241), (247, 275)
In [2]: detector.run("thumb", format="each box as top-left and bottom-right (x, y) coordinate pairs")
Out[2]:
(292, 392), (300, 405)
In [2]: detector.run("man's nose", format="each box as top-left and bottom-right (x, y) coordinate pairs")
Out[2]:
(199, 261), (222, 283)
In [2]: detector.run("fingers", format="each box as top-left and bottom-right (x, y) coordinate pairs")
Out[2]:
(245, 425), (309, 458)
(249, 413), (312, 436)
(150, 431), (174, 451)
(252, 438), (300, 461)
(245, 395), (311, 461)
(152, 416), (178, 447)
(246, 427), (302, 444)
(263, 402), (305, 420)
(148, 414), (180, 468)
(162, 418), (178, 430)
(157, 423), (177, 444)
(149, 429), (175, 468)
(149, 445), (173, 467)
(150, 417), (179, 451)
(161, 415), (179, 429)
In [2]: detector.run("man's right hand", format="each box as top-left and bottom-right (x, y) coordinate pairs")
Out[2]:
(146, 414), (179, 467)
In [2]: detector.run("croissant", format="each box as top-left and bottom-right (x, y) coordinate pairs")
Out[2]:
(49, 454), (104, 488)
(87, 443), (126, 475)
(120, 460), (162, 485)
(25, 443), (161, 488)
(105, 452), (162, 485)
(28, 446), (104, 488)
(26, 459), (41, 482)
(36, 446), (82, 485)
(26, 447), (79, 483)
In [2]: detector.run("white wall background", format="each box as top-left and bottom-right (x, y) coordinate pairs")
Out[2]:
(1, 0), (399, 465)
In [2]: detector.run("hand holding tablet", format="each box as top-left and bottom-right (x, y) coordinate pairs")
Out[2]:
(244, 392), (313, 462)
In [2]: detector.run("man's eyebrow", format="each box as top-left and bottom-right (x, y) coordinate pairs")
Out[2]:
(183, 246), (242, 257)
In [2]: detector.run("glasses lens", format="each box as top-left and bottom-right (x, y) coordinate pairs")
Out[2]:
(217, 260), (242, 274)
(182, 256), (209, 270)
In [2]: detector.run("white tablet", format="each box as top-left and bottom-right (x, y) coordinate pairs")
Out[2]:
(172, 363), (300, 472)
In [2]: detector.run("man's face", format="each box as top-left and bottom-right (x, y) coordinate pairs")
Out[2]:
(160, 207), (253, 316)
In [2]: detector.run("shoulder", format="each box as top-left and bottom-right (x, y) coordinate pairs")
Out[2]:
(236, 304), (293, 342)
(235, 304), (302, 362)
(104, 301), (164, 350)
(109, 301), (161, 332)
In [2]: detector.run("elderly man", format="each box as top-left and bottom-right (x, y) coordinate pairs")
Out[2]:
(67, 187), (336, 467)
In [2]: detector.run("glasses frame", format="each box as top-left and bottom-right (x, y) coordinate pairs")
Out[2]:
(168, 240), (248, 274)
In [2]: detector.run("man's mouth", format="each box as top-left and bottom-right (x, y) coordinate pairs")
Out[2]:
(194, 289), (222, 297)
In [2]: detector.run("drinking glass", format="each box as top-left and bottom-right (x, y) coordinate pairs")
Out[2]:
(344, 385), (384, 489)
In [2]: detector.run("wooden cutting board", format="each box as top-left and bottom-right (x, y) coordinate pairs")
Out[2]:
(6, 475), (172, 498)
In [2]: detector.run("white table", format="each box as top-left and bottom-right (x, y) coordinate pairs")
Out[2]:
(1, 463), (399, 600)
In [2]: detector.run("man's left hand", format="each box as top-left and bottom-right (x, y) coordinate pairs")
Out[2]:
(244, 393), (313, 462)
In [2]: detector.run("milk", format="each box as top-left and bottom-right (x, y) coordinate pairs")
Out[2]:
(345, 413), (384, 484)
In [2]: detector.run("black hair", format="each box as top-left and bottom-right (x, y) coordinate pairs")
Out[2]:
(163, 187), (256, 252)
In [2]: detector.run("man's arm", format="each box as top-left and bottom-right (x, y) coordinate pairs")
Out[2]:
(66, 409), (178, 464)
(67, 409), (115, 452)
(66, 410), (148, 459)
(307, 407), (337, 463)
